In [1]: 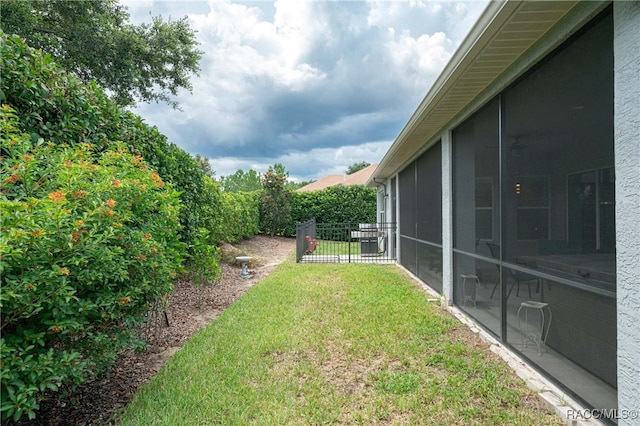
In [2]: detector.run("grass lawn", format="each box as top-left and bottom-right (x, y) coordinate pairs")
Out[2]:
(314, 240), (361, 256)
(120, 261), (562, 425)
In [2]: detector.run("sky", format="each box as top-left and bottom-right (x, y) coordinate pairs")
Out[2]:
(122, 0), (489, 182)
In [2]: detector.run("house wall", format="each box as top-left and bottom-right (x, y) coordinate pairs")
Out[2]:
(613, 2), (640, 425)
(385, 1), (632, 419)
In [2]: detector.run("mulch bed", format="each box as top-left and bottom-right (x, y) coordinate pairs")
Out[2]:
(13, 236), (295, 426)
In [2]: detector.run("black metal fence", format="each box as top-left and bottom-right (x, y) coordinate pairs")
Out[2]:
(296, 219), (397, 264)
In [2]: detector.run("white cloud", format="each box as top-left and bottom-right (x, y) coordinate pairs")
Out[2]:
(122, 0), (489, 181)
(386, 30), (452, 88)
(277, 140), (392, 182)
(191, 0), (327, 92)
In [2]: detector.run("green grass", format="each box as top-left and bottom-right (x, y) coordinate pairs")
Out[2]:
(314, 240), (361, 255)
(120, 262), (562, 425)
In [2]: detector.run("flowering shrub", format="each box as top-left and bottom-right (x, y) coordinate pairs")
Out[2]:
(1, 31), (217, 255)
(0, 106), (185, 422)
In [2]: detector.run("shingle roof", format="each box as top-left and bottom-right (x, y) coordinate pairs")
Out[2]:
(297, 163), (378, 192)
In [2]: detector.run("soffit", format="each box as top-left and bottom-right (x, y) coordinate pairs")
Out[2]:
(369, 0), (580, 183)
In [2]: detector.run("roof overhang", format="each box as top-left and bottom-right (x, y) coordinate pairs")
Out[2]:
(367, 0), (595, 186)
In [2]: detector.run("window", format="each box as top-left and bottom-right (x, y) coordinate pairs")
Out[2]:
(452, 9), (615, 411)
(475, 178), (494, 240)
(399, 142), (443, 291)
(568, 167), (615, 253)
(516, 176), (548, 241)
(453, 98), (500, 255)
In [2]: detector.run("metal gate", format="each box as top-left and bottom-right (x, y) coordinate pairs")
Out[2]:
(296, 219), (396, 264)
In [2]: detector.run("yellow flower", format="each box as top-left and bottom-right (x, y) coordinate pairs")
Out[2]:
(58, 267), (70, 276)
(105, 198), (116, 208)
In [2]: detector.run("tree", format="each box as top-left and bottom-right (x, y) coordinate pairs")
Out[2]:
(271, 162), (299, 190)
(272, 162), (289, 178)
(285, 180), (313, 191)
(0, 0), (203, 108)
(260, 166), (292, 236)
(193, 154), (215, 178)
(219, 169), (262, 193)
(346, 161), (371, 175)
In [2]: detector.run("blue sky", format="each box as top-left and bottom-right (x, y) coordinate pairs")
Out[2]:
(122, 0), (489, 182)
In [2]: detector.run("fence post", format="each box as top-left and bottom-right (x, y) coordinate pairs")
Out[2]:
(348, 222), (352, 263)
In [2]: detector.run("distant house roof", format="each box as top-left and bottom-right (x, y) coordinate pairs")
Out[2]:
(297, 163), (378, 192)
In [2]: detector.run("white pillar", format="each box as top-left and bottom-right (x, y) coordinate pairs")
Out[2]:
(442, 131), (454, 302)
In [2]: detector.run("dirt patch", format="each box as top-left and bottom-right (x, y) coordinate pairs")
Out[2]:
(19, 235), (295, 426)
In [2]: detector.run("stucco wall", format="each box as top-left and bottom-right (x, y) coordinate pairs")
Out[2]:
(614, 2), (640, 423)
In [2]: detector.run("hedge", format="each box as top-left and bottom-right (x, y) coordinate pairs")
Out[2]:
(214, 191), (261, 244)
(1, 31), (211, 252)
(0, 106), (185, 422)
(287, 185), (377, 235)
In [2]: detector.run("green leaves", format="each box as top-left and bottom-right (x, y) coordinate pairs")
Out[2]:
(214, 190), (261, 243)
(1, 32), (214, 255)
(260, 167), (292, 237)
(0, 0), (202, 108)
(0, 106), (185, 422)
(220, 169), (263, 193)
(0, 31), (222, 423)
(346, 161), (371, 175)
(289, 185), (377, 235)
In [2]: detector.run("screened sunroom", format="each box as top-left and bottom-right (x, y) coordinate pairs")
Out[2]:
(369, 2), (639, 424)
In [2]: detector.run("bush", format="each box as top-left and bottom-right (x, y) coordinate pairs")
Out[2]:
(0, 31), (117, 151)
(215, 191), (261, 243)
(287, 185), (377, 235)
(0, 106), (185, 422)
(260, 167), (291, 237)
(1, 31), (213, 253)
